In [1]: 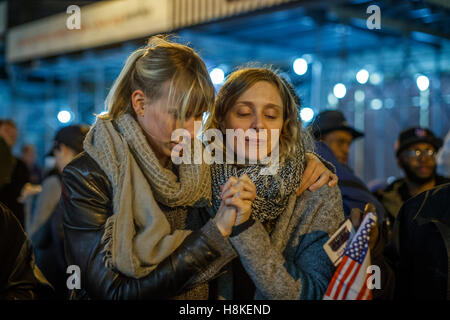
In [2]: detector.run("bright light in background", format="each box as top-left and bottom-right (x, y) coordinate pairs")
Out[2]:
(370, 98), (383, 110)
(57, 110), (72, 123)
(416, 75), (430, 91)
(333, 83), (347, 99)
(210, 68), (225, 85)
(293, 58), (308, 75)
(369, 72), (383, 85)
(354, 90), (365, 102)
(356, 69), (369, 84)
(300, 107), (314, 122)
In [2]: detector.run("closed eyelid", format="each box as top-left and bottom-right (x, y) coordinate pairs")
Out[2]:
(235, 102), (253, 109)
(235, 104), (253, 113)
(264, 104), (282, 111)
(264, 107), (281, 116)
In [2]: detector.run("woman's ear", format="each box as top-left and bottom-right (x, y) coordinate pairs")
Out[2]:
(131, 90), (146, 117)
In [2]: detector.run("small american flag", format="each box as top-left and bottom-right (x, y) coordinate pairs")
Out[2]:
(323, 212), (377, 300)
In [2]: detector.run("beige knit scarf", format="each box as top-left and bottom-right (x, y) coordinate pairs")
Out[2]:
(83, 113), (212, 279)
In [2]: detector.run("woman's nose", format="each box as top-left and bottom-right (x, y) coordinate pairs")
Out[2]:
(250, 114), (265, 131)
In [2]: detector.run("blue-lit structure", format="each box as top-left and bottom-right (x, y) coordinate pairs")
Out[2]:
(0, 0), (449, 185)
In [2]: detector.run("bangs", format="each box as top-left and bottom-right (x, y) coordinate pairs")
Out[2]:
(167, 69), (215, 122)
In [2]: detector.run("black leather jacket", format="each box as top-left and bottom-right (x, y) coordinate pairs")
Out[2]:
(0, 202), (53, 299)
(60, 152), (236, 300)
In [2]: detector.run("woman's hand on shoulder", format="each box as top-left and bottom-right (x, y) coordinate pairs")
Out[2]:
(296, 152), (338, 196)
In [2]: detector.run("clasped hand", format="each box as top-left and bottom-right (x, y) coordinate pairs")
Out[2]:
(213, 174), (256, 237)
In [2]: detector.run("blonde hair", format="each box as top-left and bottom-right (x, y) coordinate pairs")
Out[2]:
(102, 35), (214, 122)
(204, 67), (302, 161)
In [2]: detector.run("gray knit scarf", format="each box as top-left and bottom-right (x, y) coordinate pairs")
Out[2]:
(83, 113), (211, 279)
(210, 140), (305, 223)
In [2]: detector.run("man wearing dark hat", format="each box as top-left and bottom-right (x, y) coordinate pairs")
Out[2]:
(309, 110), (384, 220)
(23, 125), (90, 236)
(310, 110), (364, 165)
(22, 124), (89, 299)
(390, 134), (450, 299)
(377, 127), (450, 224)
(50, 125), (90, 173)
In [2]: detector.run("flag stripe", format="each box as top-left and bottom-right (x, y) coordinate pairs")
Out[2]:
(341, 262), (362, 299)
(330, 258), (355, 299)
(332, 259), (356, 299)
(323, 212), (377, 300)
(326, 255), (352, 297)
(325, 256), (350, 297)
(335, 260), (359, 300)
(348, 253), (371, 300)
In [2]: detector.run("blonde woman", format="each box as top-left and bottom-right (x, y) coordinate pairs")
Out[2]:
(61, 37), (335, 300)
(205, 67), (345, 300)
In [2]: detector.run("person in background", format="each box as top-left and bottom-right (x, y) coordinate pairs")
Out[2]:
(393, 182), (450, 300)
(21, 144), (43, 185)
(376, 127), (450, 229)
(294, 98), (393, 300)
(0, 201), (53, 299)
(0, 120), (16, 187)
(308, 110), (385, 224)
(0, 119), (30, 226)
(23, 125), (89, 299)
